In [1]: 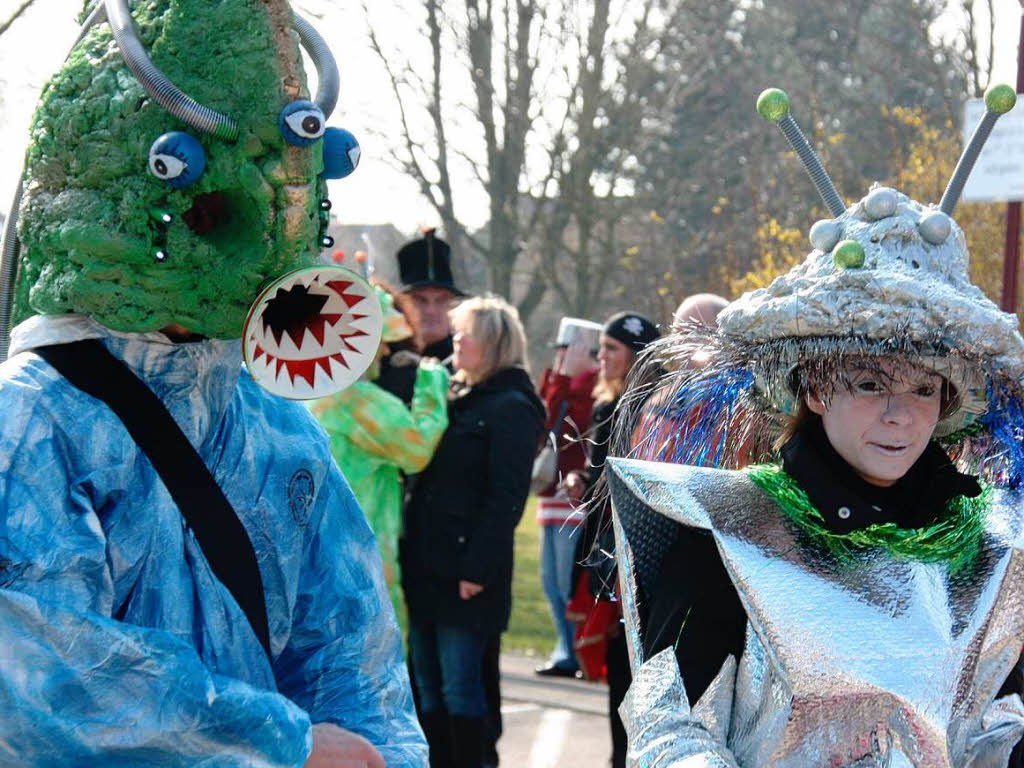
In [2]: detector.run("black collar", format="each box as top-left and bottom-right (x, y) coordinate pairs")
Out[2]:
(423, 335), (454, 362)
(780, 417), (981, 534)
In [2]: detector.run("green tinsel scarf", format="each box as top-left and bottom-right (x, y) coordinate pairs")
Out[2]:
(745, 464), (990, 573)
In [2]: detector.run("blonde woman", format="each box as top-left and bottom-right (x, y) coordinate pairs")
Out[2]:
(400, 296), (545, 768)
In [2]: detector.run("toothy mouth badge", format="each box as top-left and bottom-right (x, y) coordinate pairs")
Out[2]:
(243, 265), (383, 399)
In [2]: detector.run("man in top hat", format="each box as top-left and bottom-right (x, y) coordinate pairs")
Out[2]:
(376, 230), (467, 405)
(397, 228), (468, 361)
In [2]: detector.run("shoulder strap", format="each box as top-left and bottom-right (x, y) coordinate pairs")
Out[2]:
(36, 339), (271, 660)
(551, 399), (570, 435)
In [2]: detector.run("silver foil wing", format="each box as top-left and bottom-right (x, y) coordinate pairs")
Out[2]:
(609, 458), (743, 766)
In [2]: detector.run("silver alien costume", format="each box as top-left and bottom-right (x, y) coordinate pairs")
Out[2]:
(608, 85), (1024, 767)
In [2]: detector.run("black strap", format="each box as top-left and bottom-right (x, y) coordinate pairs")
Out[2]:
(552, 399), (570, 435)
(36, 339), (271, 659)
(545, 400), (570, 448)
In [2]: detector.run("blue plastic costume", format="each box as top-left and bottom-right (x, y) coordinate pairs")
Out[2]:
(0, 314), (427, 768)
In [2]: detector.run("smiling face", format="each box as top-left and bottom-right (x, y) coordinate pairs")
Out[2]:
(806, 360), (944, 487)
(13, 0), (325, 338)
(597, 334), (633, 381)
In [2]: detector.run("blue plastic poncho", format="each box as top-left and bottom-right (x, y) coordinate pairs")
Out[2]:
(0, 314), (427, 767)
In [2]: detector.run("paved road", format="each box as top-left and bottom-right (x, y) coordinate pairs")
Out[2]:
(497, 653), (612, 768)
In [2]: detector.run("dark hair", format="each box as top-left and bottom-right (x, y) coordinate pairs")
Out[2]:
(775, 401), (812, 452)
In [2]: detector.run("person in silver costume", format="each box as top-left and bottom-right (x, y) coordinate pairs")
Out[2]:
(606, 85), (1024, 768)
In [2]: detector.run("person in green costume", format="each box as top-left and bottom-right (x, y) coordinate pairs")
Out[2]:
(311, 282), (450, 616)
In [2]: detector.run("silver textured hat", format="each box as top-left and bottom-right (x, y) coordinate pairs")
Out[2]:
(725, 85), (1023, 436)
(618, 85), (1024, 480)
(720, 183), (1024, 435)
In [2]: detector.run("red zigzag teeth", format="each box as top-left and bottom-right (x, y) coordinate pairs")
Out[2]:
(326, 280), (367, 308)
(282, 354), (345, 387)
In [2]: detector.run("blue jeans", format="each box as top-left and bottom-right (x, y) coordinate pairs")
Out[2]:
(540, 522), (582, 669)
(408, 620), (489, 718)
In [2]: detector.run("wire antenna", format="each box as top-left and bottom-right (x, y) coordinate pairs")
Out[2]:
(757, 88), (846, 217)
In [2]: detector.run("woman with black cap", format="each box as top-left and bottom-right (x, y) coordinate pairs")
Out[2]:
(563, 310), (659, 768)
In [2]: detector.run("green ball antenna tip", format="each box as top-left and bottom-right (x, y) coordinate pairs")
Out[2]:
(833, 239), (866, 270)
(985, 84), (1017, 115)
(756, 88), (790, 122)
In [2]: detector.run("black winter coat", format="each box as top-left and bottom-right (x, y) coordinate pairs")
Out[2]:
(400, 366), (545, 633)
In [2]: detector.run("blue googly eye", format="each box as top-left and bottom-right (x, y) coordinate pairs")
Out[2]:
(279, 100), (326, 146)
(148, 132), (206, 189)
(321, 127), (361, 179)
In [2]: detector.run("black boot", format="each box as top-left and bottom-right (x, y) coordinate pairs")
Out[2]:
(450, 715), (485, 768)
(419, 710), (454, 768)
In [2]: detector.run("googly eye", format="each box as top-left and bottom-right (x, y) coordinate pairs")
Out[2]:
(147, 132), (206, 189)
(279, 100), (326, 146)
(150, 153), (186, 180)
(321, 127), (361, 179)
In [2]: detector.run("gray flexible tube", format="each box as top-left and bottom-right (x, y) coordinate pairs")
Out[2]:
(75, 1), (108, 46)
(939, 111), (998, 216)
(104, 1), (339, 136)
(104, 0), (240, 140)
(294, 14), (339, 119)
(778, 113), (846, 218)
(0, 180), (24, 363)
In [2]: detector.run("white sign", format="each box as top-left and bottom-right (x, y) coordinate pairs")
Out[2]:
(962, 96), (1024, 203)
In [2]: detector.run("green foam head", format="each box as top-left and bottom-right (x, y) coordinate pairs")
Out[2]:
(14, 0), (327, 338)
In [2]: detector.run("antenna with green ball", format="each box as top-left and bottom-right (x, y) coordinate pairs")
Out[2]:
(939, 84), (1017, 216)
(757, 88), (846, 217)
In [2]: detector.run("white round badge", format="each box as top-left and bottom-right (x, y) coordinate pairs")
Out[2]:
(242, 266), (383, 399)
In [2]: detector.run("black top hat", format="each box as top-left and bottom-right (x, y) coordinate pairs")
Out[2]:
(397, 229), (467, 296)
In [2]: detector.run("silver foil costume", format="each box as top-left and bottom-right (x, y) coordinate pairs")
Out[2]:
(609, 458), (1024, 767)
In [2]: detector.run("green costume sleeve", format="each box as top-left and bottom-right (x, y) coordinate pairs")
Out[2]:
(313, 362), (449, 474)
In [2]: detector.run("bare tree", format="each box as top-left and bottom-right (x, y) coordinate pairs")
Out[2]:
(0, 0), (40, 38)
(522, 0), (737, 320)
(960, 0), (997, 96)
(363, 0), (698, 322)
(363, 0), (548, 309)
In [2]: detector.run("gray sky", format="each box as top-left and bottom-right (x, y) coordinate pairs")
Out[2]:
(0, 0), (1021, 234)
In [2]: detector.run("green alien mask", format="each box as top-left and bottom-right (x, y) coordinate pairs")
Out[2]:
(9, 0), (338, 340)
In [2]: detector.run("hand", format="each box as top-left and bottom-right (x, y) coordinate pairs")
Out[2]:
(459, 580), (484, 600)
(304, 723), (385, 768)
(563, 472), (586, 502)
(559, 338), (596, 378)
